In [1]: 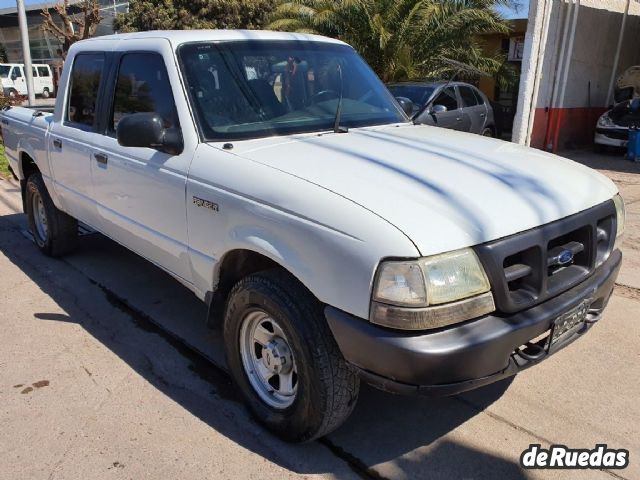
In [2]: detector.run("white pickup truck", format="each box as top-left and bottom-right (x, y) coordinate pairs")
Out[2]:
(0, 30), (624, 442)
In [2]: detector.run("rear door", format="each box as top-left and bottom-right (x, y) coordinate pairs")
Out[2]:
(89, 42), (195, 282)
(31, 66), (42, 94)
(48, 53), (107, 227)
(458, 85), (487, 134)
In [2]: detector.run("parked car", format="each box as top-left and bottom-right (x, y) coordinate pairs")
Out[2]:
(595, 98), (640, 150)
(594, 65), (640, 150)
(388, 81), (496, 136)
(0, 63), (54, 99)
(0, 30), (623, 443)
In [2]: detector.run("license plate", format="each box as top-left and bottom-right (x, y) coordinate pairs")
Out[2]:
(550, 299), (590, 347)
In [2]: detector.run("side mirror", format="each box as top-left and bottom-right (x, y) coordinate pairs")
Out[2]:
(116, 112), (183, 155)
(431, 104), (448, 114)
(395, 96), (415, 116)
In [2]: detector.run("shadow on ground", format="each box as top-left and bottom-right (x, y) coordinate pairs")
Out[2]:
(0, 211), (526, 479)
(564, 147), (640, 174)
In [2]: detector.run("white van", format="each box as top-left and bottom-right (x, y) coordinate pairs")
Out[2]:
(0, 63), (54, 99)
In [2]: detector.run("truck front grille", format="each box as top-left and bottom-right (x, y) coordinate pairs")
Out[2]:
(474, 200), (617, 314)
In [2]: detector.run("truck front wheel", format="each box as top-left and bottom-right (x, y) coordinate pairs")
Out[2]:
(223, 269), (360, 442)
(26, 173), (78, 257)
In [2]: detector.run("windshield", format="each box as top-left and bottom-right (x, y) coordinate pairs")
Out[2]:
(0, 65), (11, 78)
(178, 41), (407, 141)
(387, 85), (435, 107)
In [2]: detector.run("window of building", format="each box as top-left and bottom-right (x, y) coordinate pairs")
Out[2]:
(66, 54), (105, 129)
(110, 53), (179, 132)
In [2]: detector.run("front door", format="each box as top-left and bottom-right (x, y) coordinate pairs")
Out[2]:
(90, 48), (193, 282)
(11, 66), (26, 95)
(423, 86), (467, 131)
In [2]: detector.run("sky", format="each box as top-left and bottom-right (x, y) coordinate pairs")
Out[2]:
(0, 0), (46, 8)
(497, 1), (530, 19)
(0, 0), (530, 18)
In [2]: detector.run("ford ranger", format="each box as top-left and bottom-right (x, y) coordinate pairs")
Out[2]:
(0, 30), (624, 442)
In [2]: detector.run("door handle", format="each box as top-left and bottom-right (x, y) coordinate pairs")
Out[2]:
(94, 153), (108, 165)
(52, 138), (62, 149)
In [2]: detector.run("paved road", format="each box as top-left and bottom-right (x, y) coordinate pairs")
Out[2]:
(0, 169), (638, 479)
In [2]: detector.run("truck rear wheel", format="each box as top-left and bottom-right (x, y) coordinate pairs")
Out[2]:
(42, 88), (50, 99)
(26, 173), (78, 257)
(223, 269), (360, 442)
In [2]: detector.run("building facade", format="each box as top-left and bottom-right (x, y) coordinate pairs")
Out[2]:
(0, 0), (128, 65)
(513, 0), (640, 151)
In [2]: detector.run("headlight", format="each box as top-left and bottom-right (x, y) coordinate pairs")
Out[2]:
(598, 113), (614, 128)
(613, 193), (625, 239)
(371, 248), (495, 330)
(372, 261), (427, 306)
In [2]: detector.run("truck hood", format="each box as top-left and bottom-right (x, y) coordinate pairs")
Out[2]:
(221, 124), (617, 256)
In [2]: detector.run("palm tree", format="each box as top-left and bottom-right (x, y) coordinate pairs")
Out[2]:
(268, 0), (517, 83)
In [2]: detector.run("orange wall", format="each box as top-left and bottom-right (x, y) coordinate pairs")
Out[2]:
(530, 107), (607, 151)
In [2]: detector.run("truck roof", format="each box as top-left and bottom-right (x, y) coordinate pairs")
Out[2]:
(77, 29), (347, 48)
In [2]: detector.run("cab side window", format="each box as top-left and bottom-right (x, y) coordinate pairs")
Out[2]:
(472, 87), (485, 105)
(66, 54), (105, 129)
(110, 53), (179, 132)
(459, 86), (479, 107)
(432, 87), (458, 111)
(12, 67), (22, 78)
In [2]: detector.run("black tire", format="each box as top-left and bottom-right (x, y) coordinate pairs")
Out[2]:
(481, 127), (494, 137)
(223, 269), (360, 442)
(25, 173), (78, 257)
(8, 88), (17, 98)
(42, 88), (50, 99)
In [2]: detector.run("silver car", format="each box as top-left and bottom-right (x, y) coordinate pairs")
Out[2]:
(388, 81), (496, 137)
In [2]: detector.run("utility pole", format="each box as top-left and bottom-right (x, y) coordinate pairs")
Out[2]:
(16, 0), (36, 106)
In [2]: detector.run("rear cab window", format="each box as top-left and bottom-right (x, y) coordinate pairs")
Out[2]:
(37, 66), (50, 77)
(65, 53), (105, 130)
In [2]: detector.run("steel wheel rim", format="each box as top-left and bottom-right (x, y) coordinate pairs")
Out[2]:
(239, 310), (298, 409)
(32, 191), (48, 243)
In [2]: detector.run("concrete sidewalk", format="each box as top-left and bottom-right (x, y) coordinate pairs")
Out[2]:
(0, 173), (638, 479)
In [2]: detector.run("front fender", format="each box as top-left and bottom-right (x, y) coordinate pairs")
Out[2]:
(186, 145), (419, 319)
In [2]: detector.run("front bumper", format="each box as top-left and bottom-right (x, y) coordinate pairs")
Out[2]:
(595, 128), (628, 147)
(325, 249), (621, 396)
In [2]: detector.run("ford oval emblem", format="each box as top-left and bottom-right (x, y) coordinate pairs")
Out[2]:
(558, 250), (574, 265)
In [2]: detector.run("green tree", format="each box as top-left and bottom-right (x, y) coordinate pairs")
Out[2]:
(115, 0), (277, 32)
(268, 0), (515, 83)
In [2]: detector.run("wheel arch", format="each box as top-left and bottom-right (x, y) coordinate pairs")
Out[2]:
(206, 248), (310, 328)
(19, 151), (40, 213)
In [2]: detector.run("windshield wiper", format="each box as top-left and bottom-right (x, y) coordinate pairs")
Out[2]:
(334, 64), (348, 133)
